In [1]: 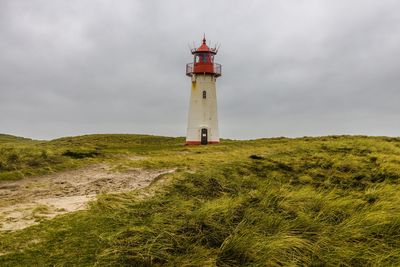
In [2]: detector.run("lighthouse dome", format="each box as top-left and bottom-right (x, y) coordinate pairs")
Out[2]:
(193, 36), (217, 54)
(186, 35), (221, 77)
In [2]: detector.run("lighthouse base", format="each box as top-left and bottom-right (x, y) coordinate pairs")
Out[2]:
(185, 140), (220, 145)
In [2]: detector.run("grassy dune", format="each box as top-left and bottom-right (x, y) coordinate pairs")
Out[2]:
(0, 134), (181, 181)
(1, 134), (400, 266)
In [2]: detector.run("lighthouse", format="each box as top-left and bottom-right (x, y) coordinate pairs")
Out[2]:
(185, 36), (222, 145)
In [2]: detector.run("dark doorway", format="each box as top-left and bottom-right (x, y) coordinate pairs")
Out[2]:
(201, 128), (208, 145)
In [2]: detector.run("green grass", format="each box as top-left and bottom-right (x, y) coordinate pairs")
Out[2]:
(0, 134), (184, 181)
(1, 134), (400, 266)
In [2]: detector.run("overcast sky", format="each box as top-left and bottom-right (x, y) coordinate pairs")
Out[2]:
(1, 0), (399, 140)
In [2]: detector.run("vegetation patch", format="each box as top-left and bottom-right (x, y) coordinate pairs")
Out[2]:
(0, 134), (400, 266)
(62, 150), (101, 159)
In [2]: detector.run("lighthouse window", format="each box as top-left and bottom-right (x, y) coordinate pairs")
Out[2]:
(196, 53), (208, 63)
(202, 90), (207, 99)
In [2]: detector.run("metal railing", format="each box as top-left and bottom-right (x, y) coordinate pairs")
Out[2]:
(186, 63), (194, 76)
(186, 63), (222, 77)
(213, 63), (222, 76)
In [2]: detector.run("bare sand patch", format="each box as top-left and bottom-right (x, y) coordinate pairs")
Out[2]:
(0, 165), (174, 231)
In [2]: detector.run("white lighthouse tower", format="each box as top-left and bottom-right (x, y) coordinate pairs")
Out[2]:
(185, 36), (222, 145)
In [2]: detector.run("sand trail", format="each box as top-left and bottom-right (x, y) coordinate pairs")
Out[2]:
(0, 165), (174, 231)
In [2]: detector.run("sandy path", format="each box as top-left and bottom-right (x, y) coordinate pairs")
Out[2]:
(0, 164), (174, 231)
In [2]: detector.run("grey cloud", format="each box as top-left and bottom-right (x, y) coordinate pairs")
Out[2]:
(0, 0), (399, 139)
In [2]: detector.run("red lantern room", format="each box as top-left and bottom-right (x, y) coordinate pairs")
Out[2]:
(186, 36), (221, 77)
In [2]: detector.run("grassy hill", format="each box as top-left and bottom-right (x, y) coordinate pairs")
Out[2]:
(1, 134), (400, 266)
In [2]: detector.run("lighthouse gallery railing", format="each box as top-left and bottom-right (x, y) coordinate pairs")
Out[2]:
(186, 63), (222, 77)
